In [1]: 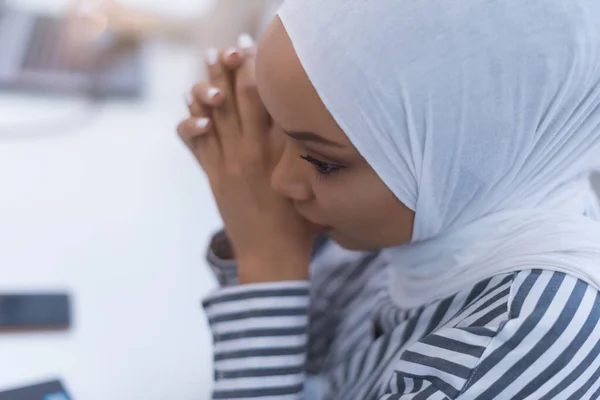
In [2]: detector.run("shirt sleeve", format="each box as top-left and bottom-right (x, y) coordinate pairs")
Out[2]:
(378, 270), (600, 399)
(206, 230), (333, 288)
(203, 281), (311, 399)
(206, 230), (239, 287)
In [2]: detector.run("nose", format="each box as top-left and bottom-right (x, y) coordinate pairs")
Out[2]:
(270, 140), (313, 202)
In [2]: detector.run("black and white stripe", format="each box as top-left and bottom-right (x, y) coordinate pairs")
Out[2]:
(203, 282), (310, 399)
(203, 239), (600, 399)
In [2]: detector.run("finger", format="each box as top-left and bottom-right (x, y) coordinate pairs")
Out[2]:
(235, 34), (270, 142)
(205, 47), (241, 157)
(189, 82), (225, 114)
(185, 90), (204, 120)
(237, 33), (257, 56)
(177, 117), (221, 171)
(222, 47), (245, 71)
(177, 117), (212, 145)
(184, 87), (223, 152)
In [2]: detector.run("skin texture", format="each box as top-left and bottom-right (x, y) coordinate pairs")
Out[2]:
(255, 17), (414, 250)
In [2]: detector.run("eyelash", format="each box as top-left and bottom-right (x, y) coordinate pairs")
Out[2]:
(300, 155), (346, 179)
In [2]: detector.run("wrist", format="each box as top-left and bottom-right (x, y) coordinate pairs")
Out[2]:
(238, 256), (310, 284)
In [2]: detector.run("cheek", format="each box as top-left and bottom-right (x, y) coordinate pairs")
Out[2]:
(311, 170), (412, 249)
(312, 170), (387, 226)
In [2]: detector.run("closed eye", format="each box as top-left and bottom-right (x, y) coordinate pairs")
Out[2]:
(300, 155), (346, 179)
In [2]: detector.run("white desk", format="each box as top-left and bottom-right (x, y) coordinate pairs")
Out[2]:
(0, 37), (222, 400)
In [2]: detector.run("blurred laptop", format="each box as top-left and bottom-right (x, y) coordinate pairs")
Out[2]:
(0, 380), (71, 400)
(0, 2), (144, 99)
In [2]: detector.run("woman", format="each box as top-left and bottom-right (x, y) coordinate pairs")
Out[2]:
(178, 0), (600, 398)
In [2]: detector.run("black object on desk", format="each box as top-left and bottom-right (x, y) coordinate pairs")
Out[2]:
(0, 294), (71, 332)
(0, 380), (72, 400)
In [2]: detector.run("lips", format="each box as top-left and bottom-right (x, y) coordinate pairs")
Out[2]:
(306, 220), (333, 234)
(297, 207), (333, 234)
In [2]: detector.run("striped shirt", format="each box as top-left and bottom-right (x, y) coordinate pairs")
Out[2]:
(203, 235), (600, 399)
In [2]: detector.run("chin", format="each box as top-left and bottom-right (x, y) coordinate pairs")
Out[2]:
(327, 232), (383, 252)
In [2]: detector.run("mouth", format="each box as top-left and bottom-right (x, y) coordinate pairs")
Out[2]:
(296, 207), (333, 234)
(305, 219), (333, 234)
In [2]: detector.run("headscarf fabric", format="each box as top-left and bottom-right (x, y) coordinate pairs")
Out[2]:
(278, 0), (600, 308)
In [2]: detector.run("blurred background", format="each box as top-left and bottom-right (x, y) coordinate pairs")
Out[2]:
(0, 0), (280, 399)
(0, 1), (599, 400)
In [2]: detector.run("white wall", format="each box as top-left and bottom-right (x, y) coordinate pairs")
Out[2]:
(0, 2), (221, 398)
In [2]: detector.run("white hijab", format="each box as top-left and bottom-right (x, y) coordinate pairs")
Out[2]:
(278, 0), (600, 308)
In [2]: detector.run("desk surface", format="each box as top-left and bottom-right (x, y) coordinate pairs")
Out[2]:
(0, 38), (221, 399)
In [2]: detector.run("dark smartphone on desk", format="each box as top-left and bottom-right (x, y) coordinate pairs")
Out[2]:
(0, 294), (70, 332)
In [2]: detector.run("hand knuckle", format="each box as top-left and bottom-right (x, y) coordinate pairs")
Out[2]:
(210, 68), (227, 82)
(189, 104), (203, 117)
(192, 82), (206, 95)
(177, 123), (187, 137)
(241, 145), (262, 163)
(237, 80), (258, 99)
(226, 151), (262, 176)
(226, 161), (244, 177)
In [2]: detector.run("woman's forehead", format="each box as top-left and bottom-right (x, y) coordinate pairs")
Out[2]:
(256, 19), (319, 124)
(256, 17), (354, 147)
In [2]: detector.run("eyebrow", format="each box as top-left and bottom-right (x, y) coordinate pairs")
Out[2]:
(284, 130), (345, 148)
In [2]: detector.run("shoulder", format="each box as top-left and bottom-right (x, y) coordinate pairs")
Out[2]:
(458, 269), (600, 398)
(439, 269), (599, 332)
(506, 269), (599, 321)
(383, 270), (600, 399)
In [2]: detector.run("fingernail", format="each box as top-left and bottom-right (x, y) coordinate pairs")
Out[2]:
(205, 47), (219, 65)
(237, 33), (254, 50)
(207, 87), (221, 100)
(224, 47), (239, 58)
(184, 92), (193, 106)
(196, 118), (210, 129)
